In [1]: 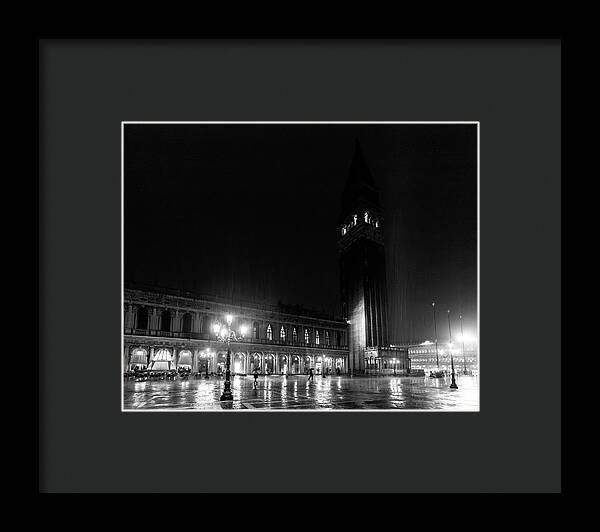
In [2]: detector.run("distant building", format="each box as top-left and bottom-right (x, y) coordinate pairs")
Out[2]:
(405, 340), (478, 374)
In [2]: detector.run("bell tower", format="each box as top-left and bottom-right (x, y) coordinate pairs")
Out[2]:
(338, 140), (389, 374)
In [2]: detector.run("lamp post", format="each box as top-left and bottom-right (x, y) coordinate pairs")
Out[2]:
(447, 309), (452, 375)
(460, 314), (467, 375)
(213, 314), (247, 401)
(450, 355), (458, 389)
(432, 302), (439, 369)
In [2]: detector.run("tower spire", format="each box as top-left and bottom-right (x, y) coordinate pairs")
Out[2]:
(341, 139), (380, 218)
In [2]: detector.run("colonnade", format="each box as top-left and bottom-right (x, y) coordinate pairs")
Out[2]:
(123, 344), (348, 375)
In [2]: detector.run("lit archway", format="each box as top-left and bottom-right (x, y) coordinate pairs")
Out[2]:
(251, 353), (261, 372)
(290, 355), (301, 374)
(233, 353), (245, 374)
(130, 347), (147, 369)
(148, 348), (174, 371)
(264, 354), (275, 374)
(216, 352), (227, 375)
(178, 349), (193, 369)
(279, 355), (288, 374)
(303, 356), (312, 373)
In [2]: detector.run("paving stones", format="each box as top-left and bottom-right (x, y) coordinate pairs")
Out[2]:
(123, 374), (479, 411)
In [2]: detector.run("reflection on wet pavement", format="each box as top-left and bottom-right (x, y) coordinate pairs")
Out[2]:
(124, 374), (479, 411)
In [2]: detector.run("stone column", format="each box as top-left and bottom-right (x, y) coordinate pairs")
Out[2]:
(148, 347), (154, 366)
(173, 347), (178, 369)
(192, 349), (198, 372)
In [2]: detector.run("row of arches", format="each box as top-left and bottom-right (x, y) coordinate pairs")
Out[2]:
(125, 347), (347, 375)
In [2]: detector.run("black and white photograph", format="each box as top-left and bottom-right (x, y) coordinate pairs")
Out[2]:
(122, 121), (479, 411)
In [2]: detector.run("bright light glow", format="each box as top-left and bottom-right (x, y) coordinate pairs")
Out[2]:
(225, 314), (233, 325)
(421, 340), (433, 345)
(240, 325), (248, 336)
(456, 332), (477, 344)
(220, 328), (228, 338)
(212, 323), (220, 334)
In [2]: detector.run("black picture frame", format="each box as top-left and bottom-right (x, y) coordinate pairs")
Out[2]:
(38, 38), (562, 493)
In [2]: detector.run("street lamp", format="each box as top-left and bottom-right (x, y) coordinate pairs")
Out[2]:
(460, 314), (467, 375)
(213, 315), (246, 401)
(432, 302), (439, 369)
(447, 309), (452, 375)
(450, 355), (458, 389)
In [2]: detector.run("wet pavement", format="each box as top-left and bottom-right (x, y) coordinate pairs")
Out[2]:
(123, 374), (479, 411)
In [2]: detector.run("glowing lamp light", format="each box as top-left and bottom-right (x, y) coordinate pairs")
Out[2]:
(225, 314), (233, 326)
(212, 323), (220, 334)
(220, 328), (228, 338)
(240, 325), (248, 336)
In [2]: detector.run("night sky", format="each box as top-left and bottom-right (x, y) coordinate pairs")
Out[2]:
(124, 123), (477, 344)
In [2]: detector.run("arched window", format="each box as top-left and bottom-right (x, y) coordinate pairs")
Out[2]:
(305, 328), (310, 344)
(353, 214), (358, 226)
(160, 310), (171, 332)
(341, 226), (347, 236)
(364, 211), (369, 223)
(136, 307), (148, 330)
(280, 325), (286, 341)
(315, 330), (320, 345)
(253, 321), (259, 339)
(181, 313), (192, 333)
(336, 331), (341, 346)
(292, 327), (298, 343)
(325, 331), (330, 345)
(266, 324), (273, 341)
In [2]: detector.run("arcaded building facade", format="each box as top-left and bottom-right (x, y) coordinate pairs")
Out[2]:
(123, 286), (350, 375)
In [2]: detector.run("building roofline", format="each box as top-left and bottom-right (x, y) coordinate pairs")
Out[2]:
(124, 283), (346, 326)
